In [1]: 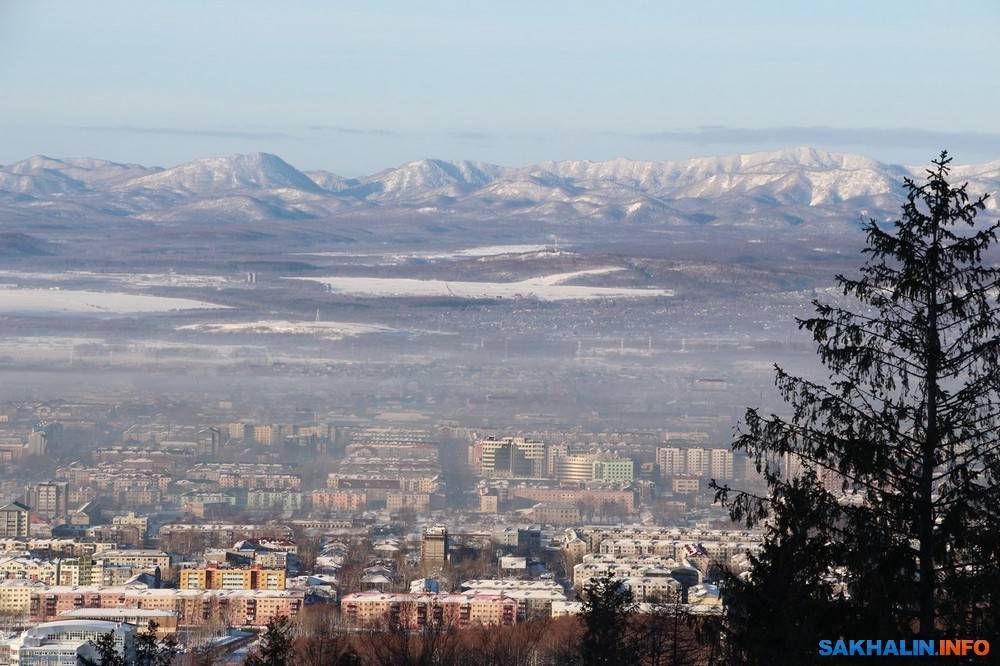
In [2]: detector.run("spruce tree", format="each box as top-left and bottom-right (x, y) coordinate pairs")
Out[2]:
(79, 631), (127, 666)
(135, 621), (180, 666)
(714, 152), (1000, 659)
(245, 616), (297, 666)
(579, 576), (638, 666)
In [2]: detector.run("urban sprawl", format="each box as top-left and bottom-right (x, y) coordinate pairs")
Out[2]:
(0, 399), (810, 663)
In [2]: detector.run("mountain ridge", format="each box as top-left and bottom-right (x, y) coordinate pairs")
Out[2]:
(1, 148), (997, 228)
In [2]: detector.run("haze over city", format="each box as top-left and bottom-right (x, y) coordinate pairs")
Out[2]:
(0, 2), (998, 665)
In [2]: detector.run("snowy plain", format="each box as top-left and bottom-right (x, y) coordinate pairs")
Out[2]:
(287, 268), (673, 301)
(0, 288), (225, 314)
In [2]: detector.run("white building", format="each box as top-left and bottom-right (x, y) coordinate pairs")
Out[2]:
(686, 449), (709, 477)
(0, 619), (136, 666)
(656, 447), (734, 480)
(655, 448), (685, 477)
(709, 449), (734, 480)
(459, 579), (567, 620)
(475, 437), (547, 478)
(620, 576), (682, 602)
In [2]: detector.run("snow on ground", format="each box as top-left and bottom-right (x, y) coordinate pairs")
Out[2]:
(95, 272), (232, 288)
(525, 267), (622, 285)
(288, 268), (672, 301)
(0, 270), (232, 288)
(0, 288), (225, 314)
(293, 244), (555, 261)
(177, 320), (394, 340)
(423, 244), (552, 258)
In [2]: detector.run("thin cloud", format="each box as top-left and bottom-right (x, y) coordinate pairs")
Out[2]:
(78, 125), (300, 140)
(632, 126), (1000, 153)
(449, 131), (492, 141)
(307, 125), (399, 137)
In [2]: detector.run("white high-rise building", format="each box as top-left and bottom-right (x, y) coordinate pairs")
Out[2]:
(655, 447), (685, 477)
(686, 449), (709, 477)
(474, 437), (547, 478)
(709, 449), (734, 480)
(26, 432), (47, 457)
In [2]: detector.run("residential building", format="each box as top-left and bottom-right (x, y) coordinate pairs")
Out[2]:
(591, 459), (634, 483)
(510, 487), (635, 512)
(340, 592), (517, 629)
(672, 477), (700, 494)
(479, 492), (499, 513)
(310, 490), (367, 512)
(657, 446), (734, 481)
(179, 565), (285, 591)
(471, 437), (546, 478)
(656, 447), (685, 478)
(386, 493), (431, 512)
(709, 449), (734, 480)
(25, 482), (69, 522)
(620, 576), (682, 602)
(252, 424), (284, 447)
(686, 449), (709, 477)
(0, 557), (59, 585)
(1, 584), (305, 627)
(459, 579), (566, 620)
(110, 513), (148, 541)
(532, 502), (580, 526)
(0, 503), (30, 539)
(421, 526), (448, 566)
(25, 431), (47, 457)
(97, 550), (169, 572)
(247, 490), (302, 512)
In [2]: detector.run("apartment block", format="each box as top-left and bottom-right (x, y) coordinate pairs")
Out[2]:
(0, 584), (305, 628)
(341, 591), (517, 629)
(179, 565), (285, 591)
(0, 503), (30, 539)
(470, 437), (546, 478)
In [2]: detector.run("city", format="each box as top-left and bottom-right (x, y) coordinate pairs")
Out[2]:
(2, 1), (999, 664)
(0, 397), (764, 661)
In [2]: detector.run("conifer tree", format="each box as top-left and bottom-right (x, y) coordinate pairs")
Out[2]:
(245, 616), (297, 666)
(79, 631), (127, 666)
(135, 621), (179, 666)
(715, 152), (1000, 660)
(579, 576), (638, 666)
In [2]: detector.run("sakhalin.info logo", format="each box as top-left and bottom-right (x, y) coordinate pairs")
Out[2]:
(818, 640), (990, 657)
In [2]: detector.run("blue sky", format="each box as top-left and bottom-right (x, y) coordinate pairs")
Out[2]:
(1, 0), (998, 174)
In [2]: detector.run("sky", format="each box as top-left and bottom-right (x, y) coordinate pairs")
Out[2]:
(1, 0), (999, 175)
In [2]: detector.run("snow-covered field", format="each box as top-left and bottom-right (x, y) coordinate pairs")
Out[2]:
(294, 244), (555, 262)
(422, 244), (552, 258)
(0, 288), (225, 314)
(177, 320), (393, 340)
(289, 268), (672, 301)
(0, 270), (232, 288)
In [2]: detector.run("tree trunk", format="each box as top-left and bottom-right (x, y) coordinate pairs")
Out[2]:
(919, 236), (940, 637)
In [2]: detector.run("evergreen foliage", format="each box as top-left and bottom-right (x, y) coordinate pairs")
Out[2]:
(580, 576), (639, 666)
(714, 153), (1000, 662)
(245, 615), (297, 666)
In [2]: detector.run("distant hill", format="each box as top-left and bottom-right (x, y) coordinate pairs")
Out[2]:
(0, 232), (53, 256)
(1, 148), (997, 228)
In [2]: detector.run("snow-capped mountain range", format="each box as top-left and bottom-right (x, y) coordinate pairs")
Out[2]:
(1, 148), (997, 228)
